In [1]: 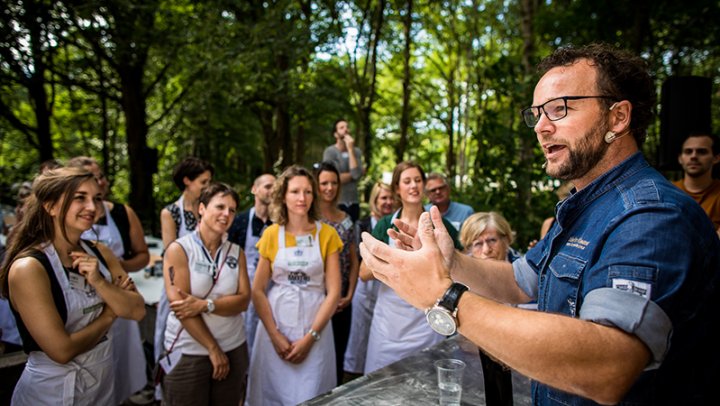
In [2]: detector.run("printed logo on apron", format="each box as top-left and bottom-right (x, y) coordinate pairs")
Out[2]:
(288, 271), (310, 285)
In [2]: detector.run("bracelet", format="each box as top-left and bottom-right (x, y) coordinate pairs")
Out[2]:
(308, 328), (320, 342)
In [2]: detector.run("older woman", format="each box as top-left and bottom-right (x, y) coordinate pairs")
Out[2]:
(460, 212), (520, 263)
(343, 181), (394, 377)
(247, 165), (342, 405)
(459, 211), (520, 406)
(359, 161), (462, 373)
(161, 183), (250, 405)
(0, 167), (145, 405)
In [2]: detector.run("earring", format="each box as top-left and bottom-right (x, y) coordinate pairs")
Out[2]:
(604, 131), (617, 143)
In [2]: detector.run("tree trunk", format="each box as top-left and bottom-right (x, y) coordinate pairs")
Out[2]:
(397, 0), (413, 162)
(28, 1), (53, 162)
(120, 66), (155, 232)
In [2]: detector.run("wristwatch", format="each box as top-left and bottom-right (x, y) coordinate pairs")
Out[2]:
(425, 282), (468, 336)
(308, 329), (321, 342)
(205, 299), (215, 314)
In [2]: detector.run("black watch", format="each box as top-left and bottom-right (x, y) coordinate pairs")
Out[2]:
(425, 282), (468, 336)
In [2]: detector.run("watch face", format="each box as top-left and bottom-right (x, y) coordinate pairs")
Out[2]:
(426, 307), (457, 336)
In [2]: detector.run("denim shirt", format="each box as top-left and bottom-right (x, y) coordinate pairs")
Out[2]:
(513, 153), (720, 405)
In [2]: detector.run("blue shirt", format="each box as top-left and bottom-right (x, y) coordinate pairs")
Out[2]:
(425, 201), (474, 232)
(513, 153), (720, 405)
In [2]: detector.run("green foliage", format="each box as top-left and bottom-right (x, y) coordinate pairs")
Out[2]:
(1, 0), (718, 244)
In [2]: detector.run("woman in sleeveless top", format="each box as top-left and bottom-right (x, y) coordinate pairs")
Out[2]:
(343, 181), (394, 376)
(68, 155), (150, 404)
(247, 165), (342, 405)
(155, 157), (214, 389)
(161, 183), (250, 405)
(359, 161), (462, 374)
(314, 161), (359, 384)
(0, 167), (145, 406)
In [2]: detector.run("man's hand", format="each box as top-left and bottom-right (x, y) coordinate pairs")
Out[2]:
(387, 206), (457, 270)
(360, 210), (453, 309)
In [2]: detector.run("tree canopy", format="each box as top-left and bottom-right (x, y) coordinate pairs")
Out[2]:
(1, 0), (718, 248)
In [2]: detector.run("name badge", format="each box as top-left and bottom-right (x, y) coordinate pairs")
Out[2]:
(193, 261), (215, 276)
(68, 272), (88, 291)
(296, 235), (313, 247)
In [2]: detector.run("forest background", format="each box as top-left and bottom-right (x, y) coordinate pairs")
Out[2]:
(1, 0), (718, 249)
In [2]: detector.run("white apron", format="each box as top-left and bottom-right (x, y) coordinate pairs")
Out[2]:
(82, 202), (147, 403)
(244, 208), (263, 356)
(12, 242), (114, 406)
(247, 222), (336, 406)
(343, 217), (380, 374)
(364, 210), (444, 374)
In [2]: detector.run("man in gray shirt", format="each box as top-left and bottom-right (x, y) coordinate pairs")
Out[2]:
(323, 118), (364, 221)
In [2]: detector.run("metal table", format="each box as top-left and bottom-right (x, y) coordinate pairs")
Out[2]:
(302, 334), (532, 405)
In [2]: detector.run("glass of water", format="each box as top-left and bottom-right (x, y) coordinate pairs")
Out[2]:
(435, 358), (465, 405)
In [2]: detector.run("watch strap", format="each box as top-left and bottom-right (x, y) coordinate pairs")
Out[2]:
(438, 282), (468, 313)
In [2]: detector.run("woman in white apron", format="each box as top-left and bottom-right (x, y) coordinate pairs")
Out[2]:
(161, 183), (250, 405)
(247, 165), (342, 405)
(359, 161), (462, 374)
(0, 167), (145, 405)
(343, 181), (394, 376)
(314, 162), (359, 384)
(155, 157), (213, 387)
(69, 156), (150, 404)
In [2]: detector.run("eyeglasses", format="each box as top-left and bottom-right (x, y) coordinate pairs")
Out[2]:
(521, 96), (616, 128)
(426, 185), (448, 194)
(471, 237), (500, 250)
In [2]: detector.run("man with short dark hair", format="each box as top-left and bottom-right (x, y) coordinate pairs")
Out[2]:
(360, 43), (720, 405)
(323, 119), (364, 222)
(228, 173), (275, 354)
(673, 133), (720, 235)
(424, 173), (474, 232)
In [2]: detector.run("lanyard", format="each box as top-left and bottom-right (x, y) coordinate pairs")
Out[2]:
(192, 230), (229, 282)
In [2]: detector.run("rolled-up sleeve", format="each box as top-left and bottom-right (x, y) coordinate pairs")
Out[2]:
(580, 287), (672, 369)
(513, 256), (538, 300)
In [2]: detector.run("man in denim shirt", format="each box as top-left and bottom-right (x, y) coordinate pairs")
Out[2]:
(360, 43), (720, 405)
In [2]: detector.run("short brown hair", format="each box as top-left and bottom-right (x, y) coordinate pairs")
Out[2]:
(537, 43), (656, 145)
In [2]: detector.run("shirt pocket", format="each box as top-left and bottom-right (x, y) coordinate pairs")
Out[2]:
(546, 253), (587, 317)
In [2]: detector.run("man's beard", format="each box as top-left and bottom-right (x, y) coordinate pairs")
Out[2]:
(546, 119), (610, 181)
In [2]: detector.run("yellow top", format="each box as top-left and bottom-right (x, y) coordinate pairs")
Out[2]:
(257, 223), (343, 267)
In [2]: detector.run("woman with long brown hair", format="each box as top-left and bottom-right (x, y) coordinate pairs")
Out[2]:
(0, 167), (145, 405)
(359, 161), (462, 374)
